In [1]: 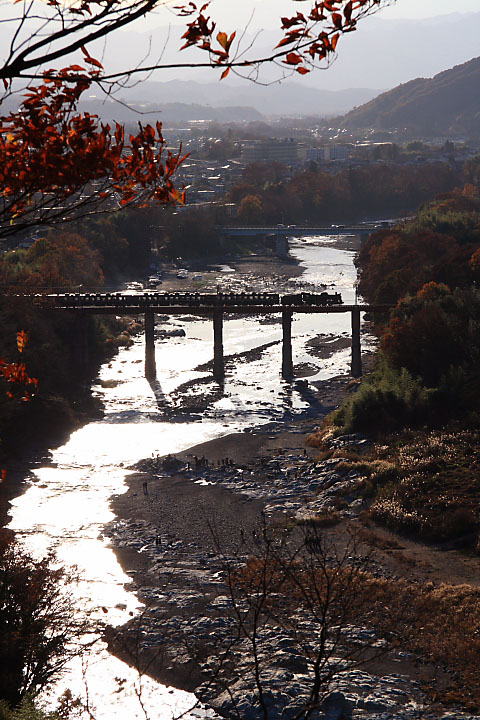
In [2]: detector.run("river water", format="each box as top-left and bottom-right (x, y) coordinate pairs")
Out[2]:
(7, 234), (370, 719)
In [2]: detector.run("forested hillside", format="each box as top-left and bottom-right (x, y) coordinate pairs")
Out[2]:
(308, 183), (480, 556)
(341, 57), (480, 138)
(226, 161), (459, 225)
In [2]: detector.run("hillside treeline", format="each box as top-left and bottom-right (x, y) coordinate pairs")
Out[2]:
(332, 184), (480, 436)
(341, 56), (480, 139)
(305, 185), (480, 555)
(0, 210), (155, 468)
(228, 161), (460, 225)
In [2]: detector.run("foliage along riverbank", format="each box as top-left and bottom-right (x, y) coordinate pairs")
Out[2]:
(292, 184), (480, 712)
(0, 226), (147, 524)
(309, 183), (480, 553)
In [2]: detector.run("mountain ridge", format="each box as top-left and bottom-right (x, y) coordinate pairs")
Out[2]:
(340, 56), (480, 138)
(79, 83), (380, 121)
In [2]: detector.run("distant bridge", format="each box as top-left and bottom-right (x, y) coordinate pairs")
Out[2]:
(216, 224), (385, 238)
(30, 292), (392, 382)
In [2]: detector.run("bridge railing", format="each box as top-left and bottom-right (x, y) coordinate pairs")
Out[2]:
(23, 291), (392, 382)
(24, 291), (391, 314)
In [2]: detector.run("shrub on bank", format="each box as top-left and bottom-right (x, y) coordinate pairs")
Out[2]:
(332, 356), (440, 434)
(333, 283), (480, 436)
(0, 696), (76, 720)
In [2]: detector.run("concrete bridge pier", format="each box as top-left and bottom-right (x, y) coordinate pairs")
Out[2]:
(282, 311), (294, 380)
(213, 310), (224, 382)
(145, 309), (156, 378)
(75, 312), (89, 374)
(351, 307), (362, 378)
(275, 232), (289, 258)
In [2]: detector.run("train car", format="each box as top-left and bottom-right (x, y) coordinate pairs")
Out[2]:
(199, 294), (218, 307)
(265, 293), (280, 306)
(65, 293), (79, 307)
(281, 292), (343, 307)
(281, 293), (303, 306)
(153, 293), (171, 306)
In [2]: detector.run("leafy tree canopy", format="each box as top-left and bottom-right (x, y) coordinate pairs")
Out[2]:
(0, 1), (386, 236)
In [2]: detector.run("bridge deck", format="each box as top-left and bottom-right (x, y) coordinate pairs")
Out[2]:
(24, 296), (389, 380)
(42, 303), (390, 314)
(217, 225), (382, 236)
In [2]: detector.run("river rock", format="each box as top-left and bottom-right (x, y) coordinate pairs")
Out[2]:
(321, 691), (354, 719)
(157, 328), (186, 337)
(162, 454), (184, 471)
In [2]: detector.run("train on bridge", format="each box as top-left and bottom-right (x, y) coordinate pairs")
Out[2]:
(23, 289), (376, 382)
(281, 292), (342, 307)
(42, 290), (344, 308)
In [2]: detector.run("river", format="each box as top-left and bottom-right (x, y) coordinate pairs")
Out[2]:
(6, 234), (372, 719)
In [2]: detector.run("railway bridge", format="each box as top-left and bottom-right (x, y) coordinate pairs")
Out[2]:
(31, 291), (391, 382)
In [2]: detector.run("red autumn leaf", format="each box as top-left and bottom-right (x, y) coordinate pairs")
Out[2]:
(0, 67), (188, 235)
(217, 31), (228, 50)
(83, 56), (103, 69)
(16, 330), (28, 353)
(80, 46), (103, 70)
(284, 52), (303, 65)
(344, 1), (353, 24)
(275, 30), (302, 49)
(331, 12), (343, 29)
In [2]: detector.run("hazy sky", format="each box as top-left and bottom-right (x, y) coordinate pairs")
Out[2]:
(377, 0), (480, 19)
(2, 0), (479, 93)
(110, 0), (480, 90)
(152, 0), (480, 31)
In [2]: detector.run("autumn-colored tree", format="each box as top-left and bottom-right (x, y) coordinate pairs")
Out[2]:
(1, 1), (384, 86)
(228, 161), (459, 228)
(0, 74), (186, 238)
(238, 194), (264, 224)
(382, 288), (459, 386)
(356, 226), (479, 305)
(0, 232), (104, 289)
(0, 331), (37, 406)
(0, 1), (387, 237)
(380, 283), (480, 387)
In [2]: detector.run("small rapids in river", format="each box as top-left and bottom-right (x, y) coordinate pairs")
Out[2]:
(7, 234), (372, 720)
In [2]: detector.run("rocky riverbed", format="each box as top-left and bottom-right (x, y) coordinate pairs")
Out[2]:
(104, 417), (477, 720)
(94, 240), (479, 719)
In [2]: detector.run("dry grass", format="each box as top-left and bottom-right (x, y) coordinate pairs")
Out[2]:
(311, 424), (480, 548)
(356, 526), (404, 551)
(295, 511), (342, 528)
(306, 419), (335, 448)
(301, 420), (480, 709)
(392, 581), (480, 711)
(368, 428), (480, 545)
(335, 573), (480, 710)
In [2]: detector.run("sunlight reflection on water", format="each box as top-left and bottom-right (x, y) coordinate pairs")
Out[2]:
(7, 234), (369, 719)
